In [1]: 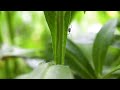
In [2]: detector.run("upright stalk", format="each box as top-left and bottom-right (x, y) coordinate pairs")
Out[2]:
(0, 12), (3, 47)
(44, 11), (72, 65)
(5, 11), (18, 78)
(56, 12), (64, 64)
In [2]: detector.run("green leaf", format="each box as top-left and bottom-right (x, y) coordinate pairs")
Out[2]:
(110, 55), (120, 68)
(16, 62), (74, 79)
(117, 19), (120, 30)
(92, 19), (118, 77)
(105, 46), (120, 66)
(112, 35), (120, 49)
(105, 35), (120, 67)
(103, 64), (120, 79)
(44, 11), (72, 64)
(65, 39), (96, 79)
(70, 11), (76, 21)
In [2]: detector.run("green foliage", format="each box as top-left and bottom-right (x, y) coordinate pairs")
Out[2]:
(1, 11), (120, 79)
(92, 19), (118, 77)
(39, 18), (120, 79)
(65, 39), (96, 78)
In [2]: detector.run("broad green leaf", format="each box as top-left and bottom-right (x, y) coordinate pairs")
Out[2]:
(110, 56), (120, 67)
(78, 43), (93, 66)
(105, 35), (120, 67)
(65, 39), (96, 79)
(44, 11), (73, 64)
(112, 35), (120, 49)
(105, 46), (120, 66)
(16, 62), (74, 79)
(92, 19), (118, 77)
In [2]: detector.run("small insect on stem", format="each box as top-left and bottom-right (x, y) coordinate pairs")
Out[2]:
(68, 25), (72, 34)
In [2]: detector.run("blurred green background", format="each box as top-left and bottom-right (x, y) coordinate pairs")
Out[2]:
(0, 11), (119, 79)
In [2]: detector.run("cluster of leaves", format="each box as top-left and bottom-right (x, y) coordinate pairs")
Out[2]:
(16, 11), (120, 79)
(1, 11), (120, 79)
(41, 17), (120, 79)
(0, 11), (50, 78)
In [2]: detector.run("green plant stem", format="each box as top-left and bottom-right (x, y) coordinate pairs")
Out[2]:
(44, 11), (72, 65)
(5, 11), (19, 78)
(0, 11), (3, 47)
(56, 11), (64, 64)
(6, 11), (14, 45)
(5, 60), (10, 79)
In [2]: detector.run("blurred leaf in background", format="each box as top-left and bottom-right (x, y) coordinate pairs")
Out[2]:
(0, 11), (52, 79)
